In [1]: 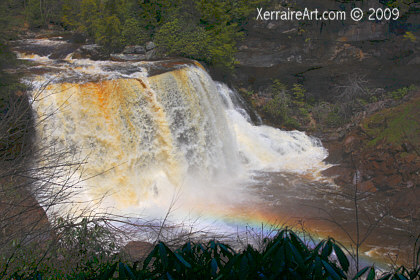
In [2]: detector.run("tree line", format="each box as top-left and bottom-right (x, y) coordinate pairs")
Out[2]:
(15, 0), (268, 71)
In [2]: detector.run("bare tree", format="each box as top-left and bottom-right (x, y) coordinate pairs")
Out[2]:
(0, 80), (133, 277)
(334, 74), (372, 120)
(310, 153), (390, 274)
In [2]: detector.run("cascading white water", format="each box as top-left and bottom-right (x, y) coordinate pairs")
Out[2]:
(18, 39), (328, 218)
(219, 83), (327, 173)
(14, 39), (415, 266)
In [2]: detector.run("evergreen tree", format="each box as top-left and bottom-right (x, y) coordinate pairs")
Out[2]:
(122, 17), (148, 45)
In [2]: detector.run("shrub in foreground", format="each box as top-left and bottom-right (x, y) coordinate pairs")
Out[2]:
(8, 229), (419, 279)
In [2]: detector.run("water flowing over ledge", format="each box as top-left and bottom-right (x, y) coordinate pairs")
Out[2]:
(19, 40), (327, 215)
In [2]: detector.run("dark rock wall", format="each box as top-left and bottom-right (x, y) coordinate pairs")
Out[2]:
(233, 0), (420, 99)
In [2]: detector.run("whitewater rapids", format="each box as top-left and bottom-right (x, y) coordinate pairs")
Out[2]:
(18, 40), (328, 220)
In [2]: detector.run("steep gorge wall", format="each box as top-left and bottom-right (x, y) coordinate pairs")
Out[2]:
(232, 0), (420, 98)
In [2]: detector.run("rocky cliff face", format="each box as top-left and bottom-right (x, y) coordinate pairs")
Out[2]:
(230, 0), (420, 219)
(233, 0), (420, 99)
(322, 92), (420, 219)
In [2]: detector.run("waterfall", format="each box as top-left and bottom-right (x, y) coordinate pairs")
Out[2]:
(19, 39), (327, 216)
(13, 39), (413, 266)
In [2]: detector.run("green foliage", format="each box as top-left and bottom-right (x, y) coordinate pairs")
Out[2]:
(403, 31), (417, 43)
(2, 218), (119, 279)
(354, 265), (419, 280)
(52, 218), (118, 279)
(122, 18), (148, 46)
(57, 0), (265, 70)
(362, 95), (420, 148)
(26, 0), (44, 28)
(25, 0), (62, 28)
(55, 218), (117, 261)
(155, 18), (208, 60)
(153, 0), (246, 71)
(291, 83), (306, 107)
(94, 15), (123, 52)
(79, 0), (100, 36)
(262, 93), (289, 124)
(61, 0), (82, 30)
(387, 85), (417, 100)
(9, 229), (419, 279)
(0, 1), (25, 38)
(0, 2), (32, 164)
(261, 80), (311, 129)
(0, 2), (28, 138)
(384, 0), (415, 15)
(312, 102), (345, 128)
(205, 23), (240, 71)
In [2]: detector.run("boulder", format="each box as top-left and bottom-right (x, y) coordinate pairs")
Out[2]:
(145, 41), (156, 51)
(122, 45), (146, 54)
(145, 49), (158, 60)
(73, 44), (109, 60)
(68, 33), (86, 44)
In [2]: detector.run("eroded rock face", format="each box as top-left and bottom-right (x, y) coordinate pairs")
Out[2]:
(320, 93), (420, 219)
(321, 92), (420, 195)
(233, 0), (420, 100)
(0, 175), (50, 244)
(338, 21), (389, 42)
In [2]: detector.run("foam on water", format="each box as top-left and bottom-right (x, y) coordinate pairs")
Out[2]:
(18, 38), (328, 222)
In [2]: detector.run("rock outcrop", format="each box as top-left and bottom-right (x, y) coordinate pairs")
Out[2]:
(73, 44), (109, 60)
(321, 92), (420, 219)
(111, 42), (158, 62)
(233, 0), (420, 100)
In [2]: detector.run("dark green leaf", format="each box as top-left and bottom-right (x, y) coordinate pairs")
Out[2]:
(174, 252), (191, 269)
(378, 274), (392, 280)
(119, 262), (127, 279)
(332, 244), (349, 272)
(353, 266), (371, 279)
(287, 242), (304, 267)
(125, 263), (136, 279)
(314, 256), (322, 279)
(367, 267), (376, 280)
(395, 274), (408, 280)
(322, 240), (333, 259)
(166, 272), (174, 280)
(99, 263), (117, 280)
(239, 256), (249, 279)
(322, 260), (342, 280)
(211, 258), (218, 276)
(158, 242), (169, 268)
(143, 246), (158, 269)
